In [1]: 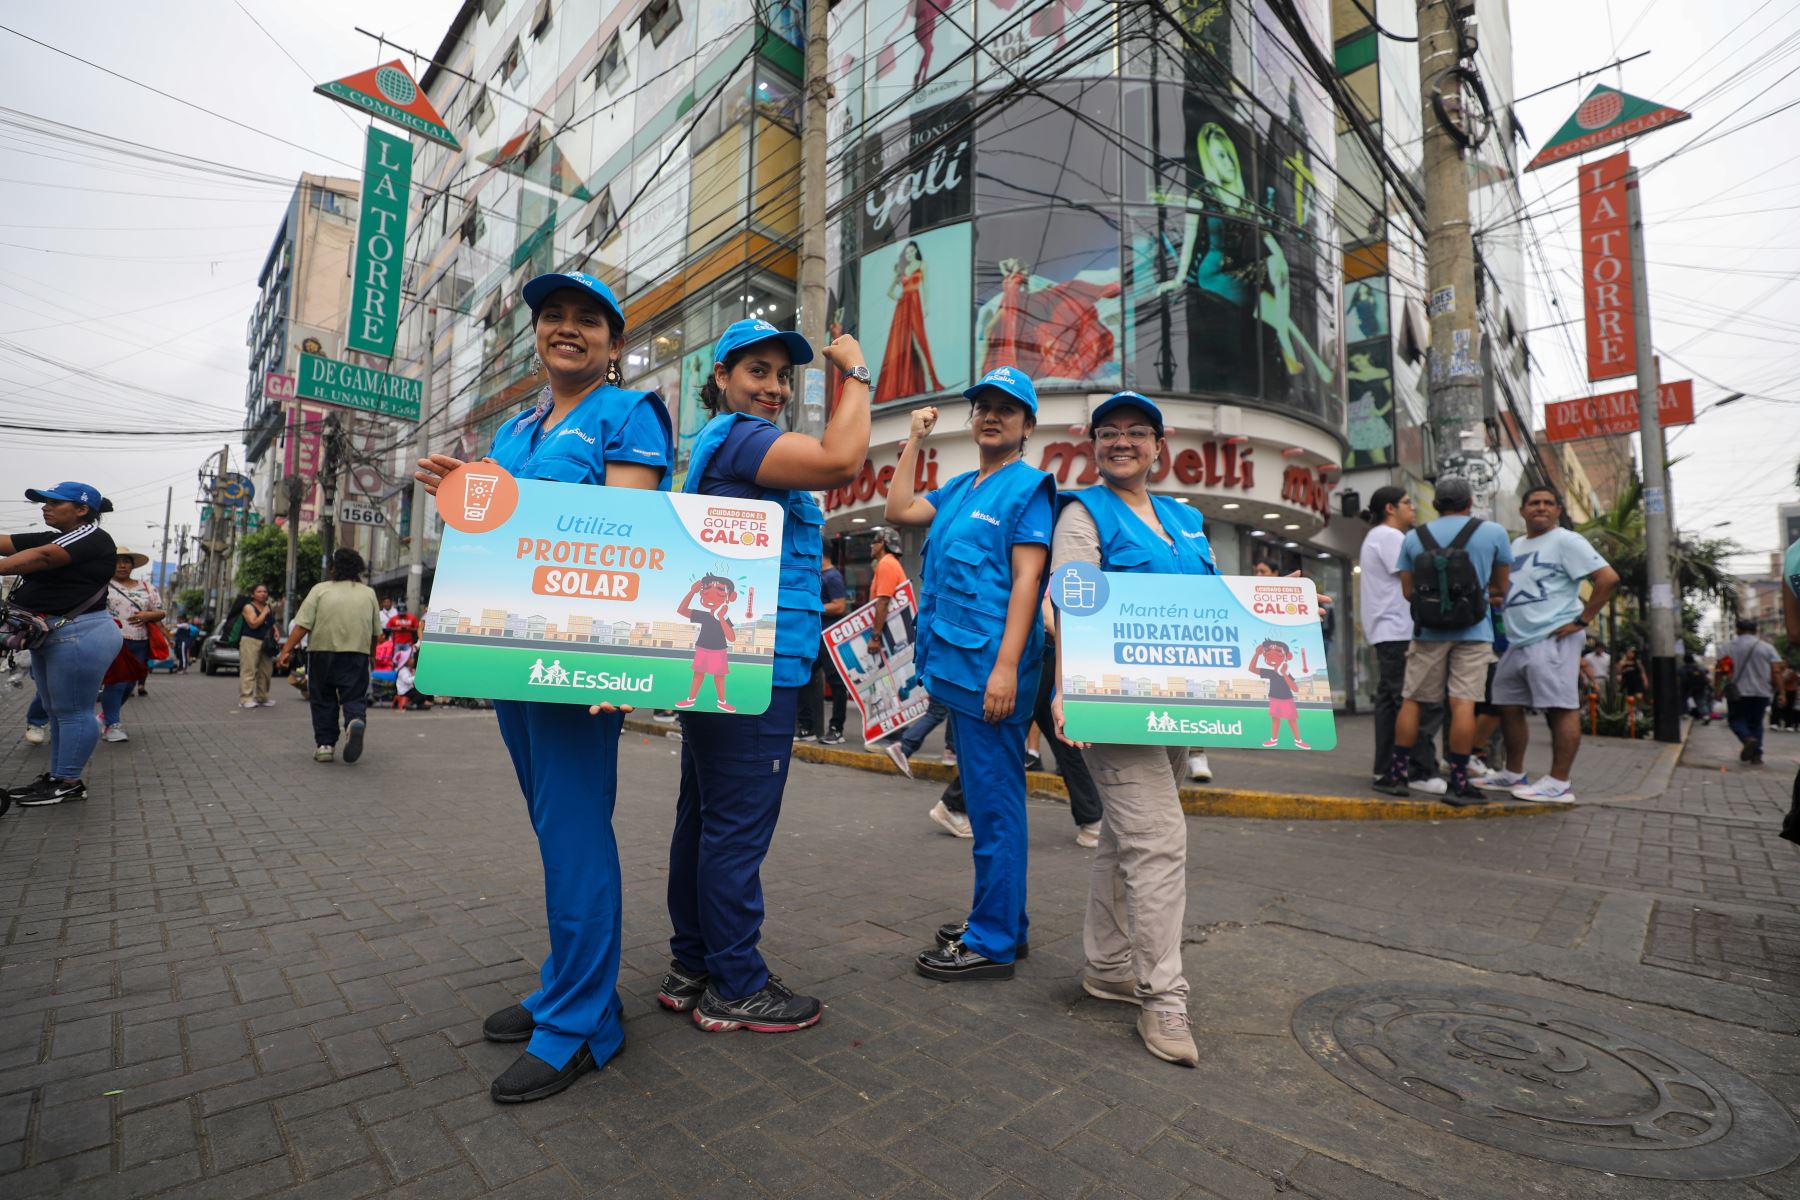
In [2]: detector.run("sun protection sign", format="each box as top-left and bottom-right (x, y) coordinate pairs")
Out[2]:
(1579, 152), (1635, 383)
(296, 352), (422, 420)
(1526, 85), (1690, 172)
(315, 60), (460, 151)
(346, 126), (411, 358)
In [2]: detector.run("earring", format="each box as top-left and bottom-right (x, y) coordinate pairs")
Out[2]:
(607, 358), (622, 385)
(531, 355), (543, 377)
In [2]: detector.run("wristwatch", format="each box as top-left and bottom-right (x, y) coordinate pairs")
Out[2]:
(1573, 616), (1590, 626)
(844, 364), (872, 385)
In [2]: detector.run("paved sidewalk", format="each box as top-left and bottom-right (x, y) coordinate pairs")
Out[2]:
(1, 673), (1796, 1199)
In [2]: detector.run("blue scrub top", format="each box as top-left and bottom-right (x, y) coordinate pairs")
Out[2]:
(695, 418), (783, 499)
(487, 385), (674, 485)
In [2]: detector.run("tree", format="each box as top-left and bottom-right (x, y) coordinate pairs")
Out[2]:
(235, 526), (321, 605)
(1576, 474), (1742, 650)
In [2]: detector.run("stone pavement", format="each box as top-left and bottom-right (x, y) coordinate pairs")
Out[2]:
(1, 673), (1796, 1199)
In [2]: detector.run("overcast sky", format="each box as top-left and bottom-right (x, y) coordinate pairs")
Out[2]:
(1, 0), (1794, 583)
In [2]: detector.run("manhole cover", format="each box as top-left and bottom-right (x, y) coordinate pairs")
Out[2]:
(1292, 982), (1798, 1180)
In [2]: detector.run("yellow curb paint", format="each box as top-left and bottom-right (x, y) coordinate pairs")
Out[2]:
(623, 718), (1566, 822)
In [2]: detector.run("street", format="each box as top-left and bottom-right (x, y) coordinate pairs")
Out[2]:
(2, 672), (1795, 1199)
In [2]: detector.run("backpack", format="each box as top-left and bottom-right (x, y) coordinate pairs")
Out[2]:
(1411, 518), (1489, 631)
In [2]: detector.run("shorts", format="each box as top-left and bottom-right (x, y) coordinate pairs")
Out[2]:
(691, 647), (730, 677)
(1491, 634), (1582, 710)
(1268, 697), (1298, 721)
(1402, 640), (1495, 704)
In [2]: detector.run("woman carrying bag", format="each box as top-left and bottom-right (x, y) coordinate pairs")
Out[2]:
(100, 546), (165, 742)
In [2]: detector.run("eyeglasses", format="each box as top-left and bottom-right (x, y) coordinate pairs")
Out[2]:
(1094, 426), (1158, 445)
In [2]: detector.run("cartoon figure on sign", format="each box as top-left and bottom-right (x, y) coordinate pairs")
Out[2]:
(675, 574), (738, 712)
(528, 658), (547, 685)
(1248, 638), (1310, 750)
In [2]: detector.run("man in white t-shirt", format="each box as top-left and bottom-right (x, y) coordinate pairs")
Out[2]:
(1723, 617), (1782, 767)
(1357, 486), (1445, 793)
(1489, 486), (1618, 802)
(1581, 644), (1611, 695)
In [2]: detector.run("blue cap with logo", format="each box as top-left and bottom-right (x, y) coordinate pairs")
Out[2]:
(25, 481), (106, 512)
(962, 365), (1039, 414)
(712, 318), (814, 366)
(521, 271), (626, 328)
(1089, 391), (1164, 438)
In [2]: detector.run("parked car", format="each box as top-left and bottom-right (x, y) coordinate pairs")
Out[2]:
(199, 617), (240, 676)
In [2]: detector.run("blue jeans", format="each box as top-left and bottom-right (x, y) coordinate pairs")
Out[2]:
(99, 639), (150, 726)
(1727, 697), (1769, 752)
(27, 693), (47, 726)
(899, 696), (956, 757)
(28, 611), (122, 780)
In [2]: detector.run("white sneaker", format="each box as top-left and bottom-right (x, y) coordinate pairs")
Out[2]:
(103, 724), (128, 743)
(884, 743), (913, 778)
(940, 747), (957, 768)
(23, 725), (47, 746)
(1187, 751), (1212, 782)
(1479, 769), (1528, 790)
(240, 700), (257, 709)
(256, 698), (276, 707)
(1512, 778), (1576, 804)
(928, 799), (973, 839)
(1075, 822), (1101, 849)
(1465, 758), (1495, 781)
(1408, 776), (1448, 796)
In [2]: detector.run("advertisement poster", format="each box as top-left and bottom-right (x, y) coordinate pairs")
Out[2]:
(974, 208), (1122, 389)
(862, 0), (973, 133)
(823, 579), (931, 743)
(856, 97), (973, 247)
(1345, 337), (1396, 469)
(976, 0), (1115, 80)
(860, 220), (972, 404)
(1053, 566), (1336, 749)
(416, 465), (785, 713)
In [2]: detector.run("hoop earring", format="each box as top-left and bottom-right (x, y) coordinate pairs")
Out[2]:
(607, 358), (622, 385)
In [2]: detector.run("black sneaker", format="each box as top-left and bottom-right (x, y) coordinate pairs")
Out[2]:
(14, 776), (86, 807)
(5, 772), (52, 799)
(482, 1002), (535, 1043)
(916, 940), (1015, 982)
(1372, 773), (1411, 797)
(342, 718), (367, 764)
(1443, 782), (1490, 806)
(693, 976), (821, 1033)
(657, 959), (709, 1013)
(818, 727), (845, 746)
(490, 1044), (595, 1103)
(935, 922), (1028, 958)
(1024, 750), (1043, 771)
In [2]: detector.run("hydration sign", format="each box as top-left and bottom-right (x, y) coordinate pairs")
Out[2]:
(416, 464), (785, 713)
(1053, 566), (1336, 749)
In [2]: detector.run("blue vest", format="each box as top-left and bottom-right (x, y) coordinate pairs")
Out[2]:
(1064, 486), (1219, 576)
(684, 412), (823, 688)
(917, 459), (1055, 721)
(487, 385), (673, 487)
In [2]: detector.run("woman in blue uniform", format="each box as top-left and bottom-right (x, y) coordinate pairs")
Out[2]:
(660, 319), (871, 1032)
(1048, 392), (1213, 1068)
(886, 365), (1054, 981)
(415, 271), (672, 1103)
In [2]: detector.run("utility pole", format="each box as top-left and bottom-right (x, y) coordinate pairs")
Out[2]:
(794, 0), (830, 437)
(406, 306), (437, 614)
(1416, 0), (1487, 505)
(283, 474), (303, 622)
(320, 413), (344, 565)
(1626, 167), (1680, 741)
(157, 486), (172, 593)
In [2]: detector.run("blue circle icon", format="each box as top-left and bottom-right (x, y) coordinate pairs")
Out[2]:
(1051, 561), (1108, 616)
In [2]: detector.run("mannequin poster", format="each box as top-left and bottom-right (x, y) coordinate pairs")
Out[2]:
(859, 221), (972, 404)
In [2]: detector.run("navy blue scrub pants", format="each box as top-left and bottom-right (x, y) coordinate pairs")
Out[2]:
(670, 686), (799, 1001)
(948, 707), (1030, 963)
(494, 700), (625, 1072)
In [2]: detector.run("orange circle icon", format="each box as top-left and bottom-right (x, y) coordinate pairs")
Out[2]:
(439, 461), (520, 534)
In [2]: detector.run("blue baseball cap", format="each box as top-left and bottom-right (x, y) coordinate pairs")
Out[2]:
(712, 318), (813, 367)
(1089, 391), (1165, 437)
(521, 271), (626, 327)
(962, 365), (1038, 414)
(25, 481), (106, 512)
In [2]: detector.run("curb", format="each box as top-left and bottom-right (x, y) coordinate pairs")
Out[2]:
(621, 717), (1566, 822)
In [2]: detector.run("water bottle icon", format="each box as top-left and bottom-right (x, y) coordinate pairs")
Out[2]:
(1061, 567), (1096, 610)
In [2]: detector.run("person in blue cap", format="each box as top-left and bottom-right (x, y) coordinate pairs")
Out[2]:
(886, 365), (1055, 981)
(2, 483), (124, 809)
(1046, 392), (1213, 1068)
(414, 271), (672, 1103)
(660, 318), (871, 1032)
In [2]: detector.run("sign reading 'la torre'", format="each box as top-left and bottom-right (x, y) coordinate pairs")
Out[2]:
(296, 352), (422, 421)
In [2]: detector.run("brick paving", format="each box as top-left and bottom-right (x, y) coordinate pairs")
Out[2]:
(1, 672), (1796, 1199)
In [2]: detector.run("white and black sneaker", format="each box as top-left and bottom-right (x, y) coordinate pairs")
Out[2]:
(342, 718), (367, 764)
(14, 776), (87, 807)
(693, 976), (822, 1033)
(818, 727), (845, 746)
(657, 959), (710, 1013)
(6, 772), (53, 799)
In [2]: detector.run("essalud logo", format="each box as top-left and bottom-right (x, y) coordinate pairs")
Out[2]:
(525, 658), (653, 693)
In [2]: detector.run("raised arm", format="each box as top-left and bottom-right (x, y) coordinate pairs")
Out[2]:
(751, 336), (872, 491)
(885, 406), (940, 527)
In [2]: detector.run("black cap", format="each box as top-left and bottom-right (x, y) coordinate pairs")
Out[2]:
(1433, 476), (1473, 512)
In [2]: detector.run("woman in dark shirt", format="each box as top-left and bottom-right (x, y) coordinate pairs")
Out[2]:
(1, 482), (125, 807)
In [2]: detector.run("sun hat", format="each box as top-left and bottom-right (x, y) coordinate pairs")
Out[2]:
(112, 546), (151, 569)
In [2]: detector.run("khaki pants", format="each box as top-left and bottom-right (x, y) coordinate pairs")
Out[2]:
(1083, 743), (1189, 1012)
(238, 638), (272, 702)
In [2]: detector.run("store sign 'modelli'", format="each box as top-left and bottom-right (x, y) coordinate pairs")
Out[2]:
(347, 126), (412, 358)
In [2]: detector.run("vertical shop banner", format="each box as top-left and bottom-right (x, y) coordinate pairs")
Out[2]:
(1579, 151), (1635, 382)
(859, 221), (972, 404)
(1345, 338), (1396, 469)
(347, 126), (412, 357)
(863, 0), (973, 133)
(1053, 566), (1336, 749)
(284, 403), (327, 523)
(823, 580), (931, 743)
(857, 97), (973, 246)
(973, 208), (1122, 389)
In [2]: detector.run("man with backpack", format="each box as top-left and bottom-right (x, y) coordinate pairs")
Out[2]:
(1375, 476), (1513, 804)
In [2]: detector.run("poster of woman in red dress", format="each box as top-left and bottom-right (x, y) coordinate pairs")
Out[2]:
(861, 223), (971, 405)
(977, 257), (1122, 384)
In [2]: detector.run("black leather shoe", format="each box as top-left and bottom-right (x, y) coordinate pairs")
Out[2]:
(482, 1003), (535, 1043)
(916, 941), (1014, 981)
(934, 922), (1028, 958)
(490, 1045), (595, 1103)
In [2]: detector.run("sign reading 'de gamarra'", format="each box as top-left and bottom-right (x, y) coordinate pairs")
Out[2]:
(347, 126), (411, 358)
(1053, 566), (1336, 749)
(296, 352), (422, 420)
